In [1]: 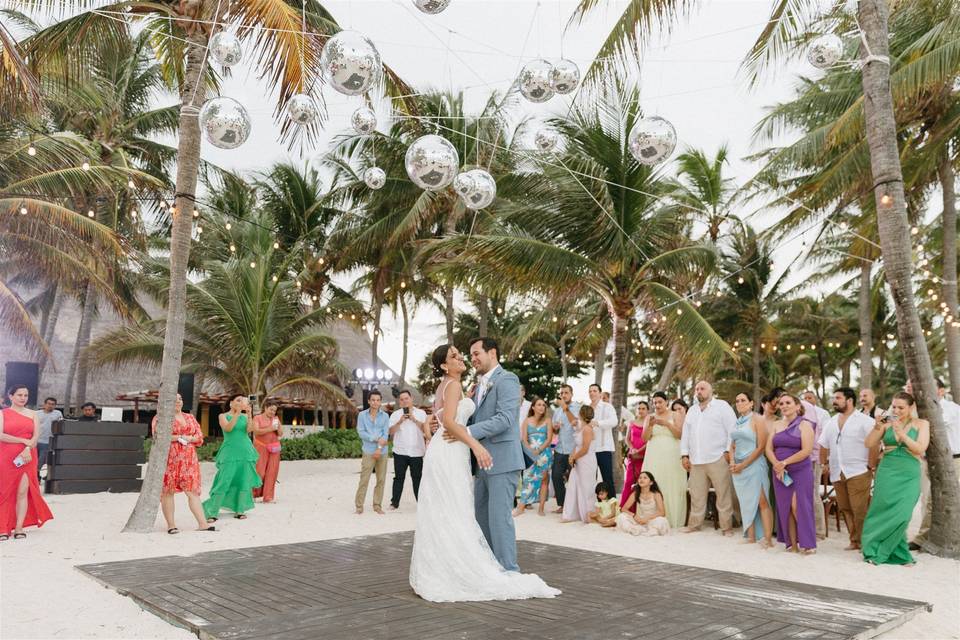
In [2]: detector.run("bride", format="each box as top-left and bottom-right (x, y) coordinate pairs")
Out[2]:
(409, 343), (560, 602)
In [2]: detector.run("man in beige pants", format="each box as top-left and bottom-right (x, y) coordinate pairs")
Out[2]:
(680, 381), (738, 535)
(354, 390), (390, 514)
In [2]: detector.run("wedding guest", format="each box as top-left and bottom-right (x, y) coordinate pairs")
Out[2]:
(561, 405), (597, 524)
(354, 390), (390, 515)
(817, 387), (874, 550)
(251, 401), (283, 503)
(203, 395), (261, 521)
(551, 384), (580, 513)
(620, 401), (648, 508)
(36, 397), (62, 483)
(860, 388), (881, 419)
(78, 402), (97, 421)
(518, 385), (531, 427)
(671, 398), (688, 425)
(862, 392), (929, 565)
(389, 390), (428, 511)
(802, 390), (830, 539)
(680, 381), (737, 535)
(601, 391), (611, 403)
(588, 482), (618, 527)
(515, 397), (554, 516)
(616, 471), (669, 536)
(760, 392), (780, 534)
(0, 385), (53, 540)
(730, 392), (772, 547)
(589, 384), (618, 498)
(641, 392), (686, 528)
(766, 393), (816, 554)
(153, 393), (212, 533)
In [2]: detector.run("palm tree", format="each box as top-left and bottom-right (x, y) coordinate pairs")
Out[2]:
(672, 145), (741, 243)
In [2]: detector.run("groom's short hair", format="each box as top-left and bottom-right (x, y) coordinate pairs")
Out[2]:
(470, 336), (499, 358)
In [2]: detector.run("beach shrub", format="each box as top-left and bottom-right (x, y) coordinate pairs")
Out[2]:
(144, 429), (361, 461)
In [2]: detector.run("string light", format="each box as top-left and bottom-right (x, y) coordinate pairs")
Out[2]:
(27, 146), (36, 156)
(87, 209), (95, 218)
(127, 180), (135, 188)
(19, 206), (27, 215)
(82, 162), (90, 171)
(400, 280), (407, 289)
(249, 261), (256, 268)
(229, 244), (236, 252)
(196, 225), (203, 233)
(193, 209), (200, 218)
(273, 242), (280, 249)
(272, 275), (279, 282)
(225, 222), (232, 230)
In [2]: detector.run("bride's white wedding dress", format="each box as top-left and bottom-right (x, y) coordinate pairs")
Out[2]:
(409, 393), (560, 602)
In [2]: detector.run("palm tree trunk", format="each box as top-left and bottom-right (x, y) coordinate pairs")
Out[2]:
(371, 283), (384, 366)
(815, 346), (827, 407)
(841, 360), (851, 388)
(858, 262), (873, 390)
(62, 282), (95, 415)
(38, 283), (65, 379)
(859, 0), (960, 557)
(939, 152), (960, 399)
(73, 283), (97, 409)
(399, 293), (410, 382)
(478, 294), (489, 336)
(751, 331), (761, 407)
(560, 338), (568, 383)
(593, 348), (604, 387)
(123, 21), (209, 533)
(657, 344), (679, 391)
(610, 310), (629, 494)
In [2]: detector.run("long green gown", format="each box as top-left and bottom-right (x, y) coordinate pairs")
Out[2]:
(861, 423), (920, 565)
(203, 414), (262, 519)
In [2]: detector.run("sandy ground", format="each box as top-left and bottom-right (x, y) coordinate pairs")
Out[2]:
(2, 458), (958, 640)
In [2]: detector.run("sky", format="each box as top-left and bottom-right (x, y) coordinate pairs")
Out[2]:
(189, 0), (825, 399)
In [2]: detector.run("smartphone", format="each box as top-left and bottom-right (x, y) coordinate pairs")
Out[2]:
(781, 471), (793, 487)
(403, 406), (411, 415)
(881, 414), (894, 423)
(248, 394), (256, 405)
(13, 456), (25, 468)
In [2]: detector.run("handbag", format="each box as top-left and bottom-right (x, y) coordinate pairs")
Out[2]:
(267, 442), (282, 454)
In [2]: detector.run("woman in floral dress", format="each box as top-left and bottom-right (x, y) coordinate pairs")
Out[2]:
(513, 397), (555, 516)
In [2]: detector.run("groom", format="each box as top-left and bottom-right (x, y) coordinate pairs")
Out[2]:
(448, 336), (524, 572)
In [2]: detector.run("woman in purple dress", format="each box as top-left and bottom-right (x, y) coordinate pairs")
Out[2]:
(764, 393), (817, 554)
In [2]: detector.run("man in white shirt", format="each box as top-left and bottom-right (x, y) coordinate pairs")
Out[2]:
(802, 390), (831, 539)
(680, 380), (737, 535)
(37, 397), (63, 484)
(388, 390), (428, 510)
(518, 384), (531, 427)
(912, 378), (960, 549)
(817, 387), (875, 550)
(589, 384), (619, 497)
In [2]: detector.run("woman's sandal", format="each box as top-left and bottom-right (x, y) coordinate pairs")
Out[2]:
(206, 517), (218, 523)
(200, 526), (216, 532)
(167, 528), (180, 535)
(13, 532), (26, 539)
(234, 513), (247, 520)
(0, 534), (8, 541)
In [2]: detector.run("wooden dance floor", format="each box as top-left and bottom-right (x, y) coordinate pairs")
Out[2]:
(77, 532), (928, 640)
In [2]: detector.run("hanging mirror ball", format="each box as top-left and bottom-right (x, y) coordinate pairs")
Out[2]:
(287, 93), (319, 125)
(518, 59), (555, 103)
(806, 34), (843, 69)
(351, 106), (378, 135)
(412, 0), (451, 14)
(320, 30), (382, 96)
(550, 59), (580, 94)
(364, 167), (387, 190)
(627, 116), (677, 165)
(534, 128), (560, 153)
(209, 32), (243, 67)
(452, 172), (476, 198)
(405, 134), (460, 191)
(199, 97), (252, 149)
(460, 168), (497, 210)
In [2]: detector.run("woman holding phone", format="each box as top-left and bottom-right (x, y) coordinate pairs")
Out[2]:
(153, 393), (211, 534)
(0, 385), (53, 540)
(765, 393), (816, 553)
(203, 394), (262, 521)
(252, 401), (283, 503)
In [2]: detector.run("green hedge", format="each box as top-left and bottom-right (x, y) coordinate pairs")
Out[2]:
(144, 429), (362, 462)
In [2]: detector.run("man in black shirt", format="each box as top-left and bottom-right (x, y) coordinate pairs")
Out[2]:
(78, 402), (98, 421)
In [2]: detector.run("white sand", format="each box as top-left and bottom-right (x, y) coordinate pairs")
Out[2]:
(2, 459), (958, 640)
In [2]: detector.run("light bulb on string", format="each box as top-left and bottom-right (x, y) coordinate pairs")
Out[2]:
(19, 205), (27, 215)
(193, 209), (200, 218)
(230, 244), (236, 252)
(82, 162), (91, 171)
(87, 209), (95, 218)
(131, 209), (138, 219)
(196, 225), (203, 233)
(911, 227), (919, 236)
(273, 242), (280, 249)
(168, 204), (176, 214)
(249, 261), (256, 268)
(127, 180), (135, 189)
(272, 275), (279, 282)
(226, 222), (232, 230)
(400, 280), (406, 289)
(27, 145), (36, 156)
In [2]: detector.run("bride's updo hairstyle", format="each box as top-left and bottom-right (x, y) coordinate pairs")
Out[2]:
(432, 344), (454, 378)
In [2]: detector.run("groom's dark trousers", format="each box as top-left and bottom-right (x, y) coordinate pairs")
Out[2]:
(552, 453), (570, 507)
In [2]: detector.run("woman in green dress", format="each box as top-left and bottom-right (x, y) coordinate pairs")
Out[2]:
(861, 391), (929, 566)
(204, 394), (262, 521)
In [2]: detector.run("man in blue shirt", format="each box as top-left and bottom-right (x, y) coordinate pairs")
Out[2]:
(550, 384), (581, 513)
(354, 390), (391, 514)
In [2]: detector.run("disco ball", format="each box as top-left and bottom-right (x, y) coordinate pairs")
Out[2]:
(199, 97), (252, 149)
(351, 106), (378, 135)
(320, 30), (382, 96)
(518, 59), (555, 103)
(287, 93), (319, 125)
(405, 134), (460, 191)
(627, 116), (677, 165)
(452, 172), (476, 198)
(209, 32), (242, 67)
(533, 128), (560, 153)
(806, 34), (843, 69)
(413, 0), (451, 13)
(460, 168), (497, 210)
(550, 59), (580, 95)
(364, 167), (386, 190)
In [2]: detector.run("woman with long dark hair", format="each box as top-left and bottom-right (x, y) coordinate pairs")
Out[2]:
(619, 401), (648, 509)
(0, 385), (53, 540)
(765, 394), (816, 553)
(514, 396), (554, 516)
(153, 393), (211, 534)
(640, 392), (686, 528)
(616, 471), (669, 536)
(730, 392), (773, 548)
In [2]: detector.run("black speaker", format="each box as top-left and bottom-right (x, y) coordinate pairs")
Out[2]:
(177, 373), (195, 413)
(4, 361), (39, 408)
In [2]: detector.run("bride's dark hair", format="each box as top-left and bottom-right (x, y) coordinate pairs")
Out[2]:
(431, 344), (454, 378)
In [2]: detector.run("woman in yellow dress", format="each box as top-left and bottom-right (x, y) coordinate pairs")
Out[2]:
(641, 391), (687, 528)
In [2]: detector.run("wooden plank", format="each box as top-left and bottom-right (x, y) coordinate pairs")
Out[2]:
(52, 450), (146, 465)
(53, 421), (149, 436)
(51, 434), (144, 451)
(46, 478), (142, 494)
(47, 464), (142, 480)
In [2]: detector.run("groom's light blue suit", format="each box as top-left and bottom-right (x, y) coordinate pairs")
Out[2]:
(468, 365), (524, 572)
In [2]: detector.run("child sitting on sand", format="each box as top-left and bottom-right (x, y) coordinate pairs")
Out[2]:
(589, 482), (619, 527)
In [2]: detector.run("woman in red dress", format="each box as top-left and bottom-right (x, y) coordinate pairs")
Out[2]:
(0, 384), (53, 540)
(152, 393), (213, 534)
(252, 401), (282, 502)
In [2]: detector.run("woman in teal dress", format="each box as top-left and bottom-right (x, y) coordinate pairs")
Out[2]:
(514, 397), (555, 516)
(204, 395), (262, 521)
(861, 391), (929, 565)
(730, 393), (773, 548)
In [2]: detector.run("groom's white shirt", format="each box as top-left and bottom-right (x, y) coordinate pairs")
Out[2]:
(468, 364), (501, 437)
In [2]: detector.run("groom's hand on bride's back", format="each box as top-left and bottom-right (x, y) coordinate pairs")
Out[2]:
(427, 414), (439, 435)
